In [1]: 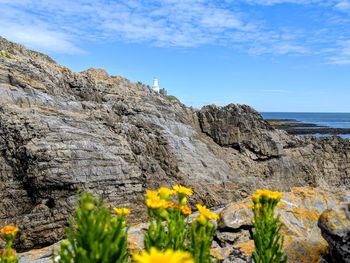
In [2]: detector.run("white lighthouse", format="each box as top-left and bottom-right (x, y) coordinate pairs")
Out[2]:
(152, 78), (160, 93)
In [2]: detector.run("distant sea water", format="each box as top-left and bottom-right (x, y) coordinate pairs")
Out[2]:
(261, 112), (350, 139)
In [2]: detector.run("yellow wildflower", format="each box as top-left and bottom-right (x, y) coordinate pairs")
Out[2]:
(0, 225), (19, 238)
(133, 247), (194, 263)
(113, 207), (131, 216)
(252, 189), (282, 203)
(181, 205), (192, 215)
(146, 195), (168, 209)
(158, 187), (175, 199)
(173, 185), (193, 196)
(146, 190), (159, 199)
(179, 196), (187, 206)
(164, 201), (178, 209)
(196, 204), (219, 220)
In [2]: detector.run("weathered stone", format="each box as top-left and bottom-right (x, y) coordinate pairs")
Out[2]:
(218, 187), (350, 263)
(198, 104), (285, 158)
(318, 203), (350, 263)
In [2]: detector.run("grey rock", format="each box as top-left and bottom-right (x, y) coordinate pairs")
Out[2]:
(198, 104), (284, 158)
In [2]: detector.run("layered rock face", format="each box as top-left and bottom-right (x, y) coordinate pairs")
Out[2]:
(0, 36), (350, 250)
(198, 104), (284, 158)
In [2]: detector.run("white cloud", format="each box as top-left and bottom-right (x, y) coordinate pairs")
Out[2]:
(0, 23), (83, 54)
(0, 3), (83, 54)
(328, 40), (350, 64)
(334, 0), (350, 11)
(0, 0), (348, 63)
(238, 0), (328, 5)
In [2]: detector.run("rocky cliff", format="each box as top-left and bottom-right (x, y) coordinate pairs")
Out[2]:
(0, 36), (350, 251)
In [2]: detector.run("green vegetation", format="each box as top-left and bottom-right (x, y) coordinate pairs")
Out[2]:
(1, 188), (289, 263)
(166, 95), (180, 103)
(144, 186), (218, 263)
(251, 190), (287, 263)
(55, 186), (217, 263)
(189, 204), (218, 263)
(0, 50), (12, 59)
(58, 192), (129, 263)
(144, 186), (191, 252)
(0, 226), (19, 263)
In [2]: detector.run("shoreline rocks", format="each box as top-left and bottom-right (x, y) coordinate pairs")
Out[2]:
(266, 119), (350, 136)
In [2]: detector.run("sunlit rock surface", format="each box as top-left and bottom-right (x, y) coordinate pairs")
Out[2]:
(218, 187), (350, 263)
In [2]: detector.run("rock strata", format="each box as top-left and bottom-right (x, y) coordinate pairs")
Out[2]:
(198, 104), (284, 158)
(0, 36), (350, 252)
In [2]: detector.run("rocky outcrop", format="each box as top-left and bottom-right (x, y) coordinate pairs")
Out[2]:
(0, 36), (350, 251)
(198, 104), (285, 158)
(218, 187), (350, 263)
(318, 202), (350, 263)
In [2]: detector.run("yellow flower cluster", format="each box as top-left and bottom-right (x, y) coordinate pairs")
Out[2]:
(146, 190), (171, 209)
(0, 225), (19, 238)
(173, 185), (193, 196)
(133, 247), (194, 263)
(145, 186), (193, 213)
(158, 187), (175, 199)
(181, 205), (192, 215)
(196, 204), (219, 220)
(252, 189), (282, 204)
(113, 207), (131, 216)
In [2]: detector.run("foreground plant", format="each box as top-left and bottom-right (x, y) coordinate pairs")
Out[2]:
(144, 185), (193, 251)
(58, 192), (130, 263)
(190, 205), (218, 263)
(0, 225), (19, 263)
(143, 185), (218, 263)
(251, 189), (287, 263)
(133, 247), (194, 263)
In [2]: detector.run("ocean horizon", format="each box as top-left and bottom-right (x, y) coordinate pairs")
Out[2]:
(261, 112), (350, 139)
(261, 112), (350, 129)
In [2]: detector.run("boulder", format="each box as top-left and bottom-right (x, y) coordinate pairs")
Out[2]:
(198, 104), (285, 158)
(318, 203), (350, 263)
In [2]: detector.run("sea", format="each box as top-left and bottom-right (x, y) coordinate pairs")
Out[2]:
(261, 112), (350, 139)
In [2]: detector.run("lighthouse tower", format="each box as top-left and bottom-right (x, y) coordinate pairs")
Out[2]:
(152, 78), (160, 93)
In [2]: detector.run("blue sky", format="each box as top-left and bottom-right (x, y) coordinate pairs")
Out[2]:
(1, 0), (350, 112)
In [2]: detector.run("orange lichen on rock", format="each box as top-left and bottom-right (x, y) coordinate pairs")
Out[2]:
(278, 200), (287, 209)
(291, 187), (316, 196)
(283, 236), (328, 263)
(127, 231), (144, 253)
(235, 240), (255, 256)
(210, 247), (225, 260)
(291, 207), (320, 222)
